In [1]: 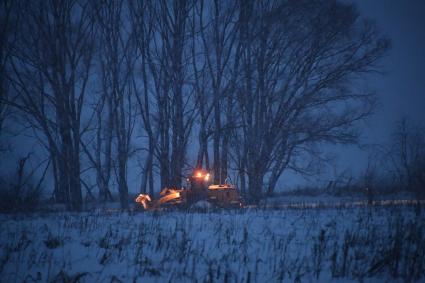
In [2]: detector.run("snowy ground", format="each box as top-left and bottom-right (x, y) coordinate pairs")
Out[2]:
(1, 205), (424, 282)
(262, 191), (421, 206)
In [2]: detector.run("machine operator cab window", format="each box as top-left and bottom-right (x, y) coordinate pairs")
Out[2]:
(187, 170), (211, 191)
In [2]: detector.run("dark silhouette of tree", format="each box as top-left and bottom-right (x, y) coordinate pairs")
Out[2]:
(388, 118), (425, 198)
(8, 0), (96, 210)
(231, 0), (389, 202)
(0, 0), (17, 152)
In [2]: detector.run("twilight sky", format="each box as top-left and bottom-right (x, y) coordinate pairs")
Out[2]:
(355, 0), (425, 135)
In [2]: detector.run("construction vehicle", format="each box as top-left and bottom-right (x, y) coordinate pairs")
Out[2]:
(135, 169), (242, 210)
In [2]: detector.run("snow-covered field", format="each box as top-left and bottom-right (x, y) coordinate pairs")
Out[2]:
(1, 205), (424, 282)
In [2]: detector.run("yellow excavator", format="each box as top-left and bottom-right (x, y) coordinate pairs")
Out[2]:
(135, 169), (242, 210)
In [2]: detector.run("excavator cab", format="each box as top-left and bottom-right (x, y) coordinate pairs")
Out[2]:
(184, 169), (211, 204)
(188, 170), (211, 190)
(187, 169), (242, 208)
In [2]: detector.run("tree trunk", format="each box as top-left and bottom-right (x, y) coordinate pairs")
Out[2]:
(248, 171), (264, 204)
(213, 101), (221, 183)
(118, 154), (128, 209)
(159, 91), (170, 189)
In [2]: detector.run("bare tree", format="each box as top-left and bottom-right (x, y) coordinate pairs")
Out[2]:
(0, 0), (17, 152)
(190, 2), (211, 171)
(164, 0), (197, 188)
(232, 0), (389, 202)
(134, 0), (197, 190)
(80, 87), (114, 202)
(196, 0), (239, 183)
(389, 118), (425, 198)
(8, 0), (96, 210)
(129, 0), (158, 196)
(91, 0), (137, 209)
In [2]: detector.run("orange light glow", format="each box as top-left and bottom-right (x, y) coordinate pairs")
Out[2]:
(204, 173), (210, 181)
(135, 194), (152, 209)
(157, 191), (180, 205)
(195, 171), (203, 178)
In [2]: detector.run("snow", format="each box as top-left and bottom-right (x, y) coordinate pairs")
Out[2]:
(0, 205), (424, 282)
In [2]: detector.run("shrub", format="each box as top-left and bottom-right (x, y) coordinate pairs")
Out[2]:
(0, 174), (42, 213)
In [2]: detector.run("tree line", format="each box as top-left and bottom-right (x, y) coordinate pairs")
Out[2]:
(0, 0), (389, 209)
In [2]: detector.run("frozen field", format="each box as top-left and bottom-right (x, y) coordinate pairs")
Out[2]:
(1, 205), (424, 282)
